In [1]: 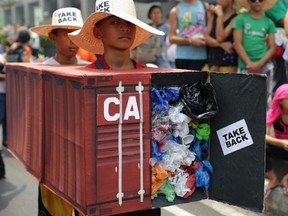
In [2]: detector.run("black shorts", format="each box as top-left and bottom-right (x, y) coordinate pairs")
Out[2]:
(175, 59), (206, 71)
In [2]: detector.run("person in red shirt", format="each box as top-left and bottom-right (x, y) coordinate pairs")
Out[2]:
(69, 0), (164, 215)
(69, 0), (163, 71)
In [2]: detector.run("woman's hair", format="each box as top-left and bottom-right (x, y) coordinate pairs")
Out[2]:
(147, 5), (162, 20)
(16, 30), (31, 43)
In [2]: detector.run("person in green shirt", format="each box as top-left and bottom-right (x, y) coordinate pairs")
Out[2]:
(233, 0), (276, 74)
(265, 0), (287, 27)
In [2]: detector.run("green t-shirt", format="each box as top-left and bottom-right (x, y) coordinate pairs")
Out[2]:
(265, 0), (287, 26)
(233, 13), (276, 69)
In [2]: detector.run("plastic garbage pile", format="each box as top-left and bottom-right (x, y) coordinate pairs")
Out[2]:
(150, 81), (218, 202)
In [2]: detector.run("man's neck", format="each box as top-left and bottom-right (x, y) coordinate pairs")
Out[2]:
(104, 50), (135, 70)
(54, 53), (77, 65)
(249, 9), (263, 19)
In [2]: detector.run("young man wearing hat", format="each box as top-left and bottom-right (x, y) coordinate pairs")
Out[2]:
(31, 7), (90, 216)
(31, 7), (90, 65)
(69, 0), (163, 215)
(68, 0), (164, 70)
(233, 0), (276, 74)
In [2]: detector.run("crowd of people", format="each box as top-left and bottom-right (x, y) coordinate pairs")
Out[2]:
(0, 0), (288, 215)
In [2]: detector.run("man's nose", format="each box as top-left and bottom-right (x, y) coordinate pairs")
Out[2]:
(120, 21), (132, 32)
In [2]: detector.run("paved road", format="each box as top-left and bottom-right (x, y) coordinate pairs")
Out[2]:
(0, 148), (265, 216)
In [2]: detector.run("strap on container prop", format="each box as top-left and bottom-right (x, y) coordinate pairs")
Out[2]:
(136, 81), (145, 202)
(116, 81), (124, 206)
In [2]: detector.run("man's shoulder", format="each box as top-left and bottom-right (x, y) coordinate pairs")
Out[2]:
(76, 57), (91, 65)
(41, 57), (59, 65)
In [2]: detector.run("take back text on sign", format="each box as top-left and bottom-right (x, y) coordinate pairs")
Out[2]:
(216, 119), (254, 156)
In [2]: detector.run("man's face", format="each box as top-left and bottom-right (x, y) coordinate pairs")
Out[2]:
(50, 28), (79, 58)
(248, 0), (264, 12)
(94, 16), (136, 51)
(149, 7), (162, 25)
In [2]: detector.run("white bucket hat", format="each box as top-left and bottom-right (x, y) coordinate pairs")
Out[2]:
(31, 7), (84, 36)
(68, 0), (165, 54)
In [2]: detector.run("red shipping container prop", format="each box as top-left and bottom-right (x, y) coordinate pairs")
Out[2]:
(43, 66), (154, 215)
(6, 63), (266, 215)
(6, 64), (44, 180)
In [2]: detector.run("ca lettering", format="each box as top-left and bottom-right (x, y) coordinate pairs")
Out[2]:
(104, 96), (140, 122)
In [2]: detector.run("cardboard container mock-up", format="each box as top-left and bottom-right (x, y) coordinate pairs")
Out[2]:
(6, 63), (266, 216)
(6, 63), (44, 180)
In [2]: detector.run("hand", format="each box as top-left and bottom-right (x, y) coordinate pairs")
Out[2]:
(205, 3), (215, 22)
(220, 42), (233, 54)
(204, 2), (215, 12)
(214, 5), (223, 17)
(10, 42), (19, 50)
(246, 61), (262, 73)
(281, 140), (288, 151)
(191, 37), (206, 46)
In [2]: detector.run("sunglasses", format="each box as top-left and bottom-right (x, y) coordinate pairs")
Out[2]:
(249, 0), (264, 3)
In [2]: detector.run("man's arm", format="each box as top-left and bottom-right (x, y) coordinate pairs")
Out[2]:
(233, 29), (252, 68)
(257, 33), (276, 66)
(168, 6), (205, 46)
(284, 11), (288, 36)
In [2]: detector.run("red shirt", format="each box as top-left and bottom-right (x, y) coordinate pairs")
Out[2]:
(86, 55), (146, 69)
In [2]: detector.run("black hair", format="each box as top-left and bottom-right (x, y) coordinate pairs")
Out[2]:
(147, 5), (162, 20)
(95, 15), (114, 27)
(51, 29), (58, 35)
(16, 30), (31, 43)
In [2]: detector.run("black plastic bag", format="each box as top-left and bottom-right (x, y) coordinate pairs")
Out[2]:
(179, 81), (218, 120)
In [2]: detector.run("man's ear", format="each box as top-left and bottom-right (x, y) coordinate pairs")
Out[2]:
(93, 27), (102, 39)
(48, 32), (56, 43)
